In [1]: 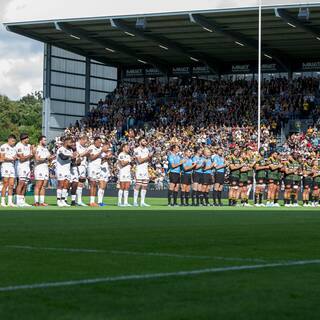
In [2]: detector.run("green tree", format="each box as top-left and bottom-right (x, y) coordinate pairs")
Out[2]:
(0, 92), (42, 145)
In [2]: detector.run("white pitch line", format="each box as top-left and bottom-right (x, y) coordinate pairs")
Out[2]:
(0, 259), (319, 292)
(5, 245), (266, 263)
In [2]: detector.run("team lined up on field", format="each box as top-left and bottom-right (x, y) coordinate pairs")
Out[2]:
(1, 132), (320, 208)
(167, 144), (320, 207)
(0, 133), (152, 207)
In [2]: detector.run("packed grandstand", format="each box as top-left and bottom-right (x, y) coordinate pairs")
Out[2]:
(62, 76), (320, 186)
(1, 76), (320, 208)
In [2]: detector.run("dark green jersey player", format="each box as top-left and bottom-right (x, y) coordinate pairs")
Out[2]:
(255, 156), (269, 184)
(268, 153), (282, 184)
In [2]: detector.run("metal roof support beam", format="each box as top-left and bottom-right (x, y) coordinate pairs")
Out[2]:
(111, 18), (220, 74)
(190, 14), (290, 71)
(55, 22), (169, 75)
(276, 8), (320, 40)
(6, 25), (118, 67)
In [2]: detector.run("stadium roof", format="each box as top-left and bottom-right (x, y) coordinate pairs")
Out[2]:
(4, 4), (320, 74)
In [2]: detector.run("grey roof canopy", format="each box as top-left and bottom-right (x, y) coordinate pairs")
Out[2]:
(5, 5), (320, 74)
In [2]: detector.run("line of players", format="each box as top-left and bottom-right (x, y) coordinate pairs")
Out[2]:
(167, 145), (320, 207)
(0, 133), (153, 207)
(55, 135), (153, 207)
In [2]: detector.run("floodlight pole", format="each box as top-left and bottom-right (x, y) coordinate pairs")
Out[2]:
(257, 0), (262, 150)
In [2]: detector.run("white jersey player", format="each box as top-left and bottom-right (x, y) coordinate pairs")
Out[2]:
(56, 136), (76, 207)
(34, 135), (53, 206)
(15, 133), (33, 207)
(87, 137), (104, 207)
(97, 147), (112, 206)
(0, 134), (17, 207)
(117, 143), (132, 207)
(75, 136), (90, 206)
(133, 137), (153, 207)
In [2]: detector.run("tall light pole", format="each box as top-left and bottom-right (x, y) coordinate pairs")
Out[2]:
(257, 0), (262, 150)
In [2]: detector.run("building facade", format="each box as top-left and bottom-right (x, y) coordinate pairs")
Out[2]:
(43, 44), (117, 140)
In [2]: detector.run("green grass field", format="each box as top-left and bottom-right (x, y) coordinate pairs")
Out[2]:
(0, 197), (320, 319)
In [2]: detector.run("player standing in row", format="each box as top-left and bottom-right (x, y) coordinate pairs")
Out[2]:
(15, 133), (33, 207)
(167, 145), (185, 206)
(56, 136), (78, 207)
(87, 137), (110, 207)
(117, 143), (132, 207)
(212, 148), (226, 206)
(0, 135), (18, 207)
(34, 135), (54, 206)
(76, 135), (90, 206)
(133, 137), (153, 207)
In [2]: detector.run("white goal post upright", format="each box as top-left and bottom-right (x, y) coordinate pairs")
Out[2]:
(253, 0), (262, 202)
(258, 0), (262, 151)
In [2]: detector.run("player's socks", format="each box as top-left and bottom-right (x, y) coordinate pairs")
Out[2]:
(62, 189), (68, 203)
(134, 189), (139, 205)
(57, 189), (62, 204)
(290, 194), (295, 205)
(180, 191), (185, 205)
(196, 191), (200, 206)
(90, 196), (95, 204)
(185, 192), (190, 206)
(98, 189), (104, 204)
(40, 195), (45, 204)
(168, 190), (173, 205)
(16, 195), (22, 205)
(191, 190), (196, 206)
(118, 189), (123, 205)
(254, 194), (258, 204)
(141, 189), (147, 205)
(8, 195), (13, 206)
(123, 190), (129, 205)
(1, 197), (6, 206)
(204, 192), (209, 206)
(76, 187), (83, 204)
(199, 192), (204, 205)
(71, 194), (77, 205)
(173, 191), (178, 205)
(258, 194), (263, 204)
(217, 191), (222, 205)
(212, 190), (217, 205)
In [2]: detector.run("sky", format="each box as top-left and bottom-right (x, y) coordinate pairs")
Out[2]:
(1, 0), (319, 100)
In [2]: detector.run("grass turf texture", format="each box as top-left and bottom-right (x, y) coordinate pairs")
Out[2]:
(0, 197), (320, 319)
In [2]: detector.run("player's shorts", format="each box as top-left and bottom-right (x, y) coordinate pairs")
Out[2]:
(202, 173), (213, 186)
(135, 170), (149, 183)
(16, 165), (30, 181)
(71, 166), (80, 183)
(119, 171), (131, 183)
(256, 177), (266, 185)
(268, 178), (280, 185)
(88, 166), (101, 181)
(1, 163), (15, 178)
(313, 180), (320, 189)
(247, 176), (253, 185)
(34, 167), (49, 181)
(56, 167), (71, 181)
(192, 172), (202, 184)
(181, 173), (192, 185)
(229, 176), (239, 186)
(214, 172), (225, 185)
(239, 180), (248, 187)
(100, 168), (110, 182)
(303, 177), (313, 189)
(284, 179), (300, 188)
(169, 172), (180, 184)
(78, 165), (87, 179)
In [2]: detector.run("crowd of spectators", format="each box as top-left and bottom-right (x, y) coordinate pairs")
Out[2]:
(57, 77), (320, 187)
